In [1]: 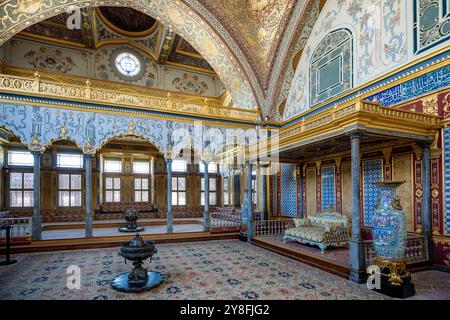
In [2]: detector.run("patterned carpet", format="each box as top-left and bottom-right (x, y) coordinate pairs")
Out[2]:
(0, 240), (388, 300)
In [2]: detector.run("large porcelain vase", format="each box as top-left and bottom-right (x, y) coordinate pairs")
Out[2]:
(371, 181), (407, 260)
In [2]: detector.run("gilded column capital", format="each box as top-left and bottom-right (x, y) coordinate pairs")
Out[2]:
(163, 145), (175, 160)
(257, 161), (271, 168)
(201, 149), (214, 163)
(28, 135), (44, 153)
(82, 142), (96, 156)
(382, 147), (392, 163)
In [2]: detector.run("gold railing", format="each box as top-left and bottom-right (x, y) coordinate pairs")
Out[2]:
(0, 72), (259, 122)
(279, 99), (441, 140)
(254, 219), (295, 236)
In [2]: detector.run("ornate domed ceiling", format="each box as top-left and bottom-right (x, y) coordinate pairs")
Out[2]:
(18, 6), (214, 75)
(0, 0), (323, 117)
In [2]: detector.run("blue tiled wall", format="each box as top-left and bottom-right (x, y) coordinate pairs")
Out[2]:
(321, 166), (336, 211)
(281, 163), (297, 217)
(363, 159), (383, 226)
(444, 127), (450, 234)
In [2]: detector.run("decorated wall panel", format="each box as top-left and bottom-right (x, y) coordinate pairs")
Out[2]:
(321, 165), (336, 211)
(284, 0), (450, 120)
(0, 102), (247, 158)
(392, 154), (414, 232)
(280, 163), (297, 217)
(306, 167), (316, 216)
(310, 29), (353, 107)
(444, 127), (450, 234)
(362, 159), (383, 227)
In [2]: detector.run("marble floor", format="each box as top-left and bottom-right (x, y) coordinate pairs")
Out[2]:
(408, 270), (450, 300)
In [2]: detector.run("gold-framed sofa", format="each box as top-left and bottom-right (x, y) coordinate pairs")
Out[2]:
(283, 212), (351, 253)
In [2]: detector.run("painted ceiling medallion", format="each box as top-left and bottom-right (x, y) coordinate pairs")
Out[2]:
(115, 52), (142, 77)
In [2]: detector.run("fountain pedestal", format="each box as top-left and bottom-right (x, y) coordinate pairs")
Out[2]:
(118, 209), (144, 233)
(371, 181), (415, 298)
(111, 233), (164, 293)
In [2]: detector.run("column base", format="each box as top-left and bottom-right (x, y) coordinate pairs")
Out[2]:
(349, 238), (366, 283)
(349, 268), (367, 283)
(31, 215), (42, 241)
(167, 226), (173, 234)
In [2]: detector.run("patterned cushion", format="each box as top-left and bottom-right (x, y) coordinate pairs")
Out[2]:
(285, 227), (326, 242)
(308, 212), (349, 228)
(293, 218), (310, 227)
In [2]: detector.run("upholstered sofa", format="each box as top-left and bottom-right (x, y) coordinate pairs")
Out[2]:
(283, 212), (351, 253)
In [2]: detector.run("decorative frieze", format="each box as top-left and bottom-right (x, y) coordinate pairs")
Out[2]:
(0, 73), (259, 122)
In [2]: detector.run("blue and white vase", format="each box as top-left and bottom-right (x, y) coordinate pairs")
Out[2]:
(371, 181), (407, 260)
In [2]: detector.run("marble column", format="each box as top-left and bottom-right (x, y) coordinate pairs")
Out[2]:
(84, 154), (94, 238)
(349, 133), (366, 283)
(166, 158), (173, 233)
(233, 169), (241, 208)
(421, 142), (432, 260)
(150, 156), (155, 205)
(247, 162), (254, 242)
(31, 151), (42, 241)
(260, 163), (269, 220)
(203, 161), (210, 231)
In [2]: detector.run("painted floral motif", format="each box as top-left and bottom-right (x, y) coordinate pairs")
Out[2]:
(172, 74), (209, 95)
(24, 47), (76, 73)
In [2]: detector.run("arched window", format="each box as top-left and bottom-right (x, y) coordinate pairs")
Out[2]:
(310, 29), (353, 106)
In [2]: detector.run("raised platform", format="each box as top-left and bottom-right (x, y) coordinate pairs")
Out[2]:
(1, 231), (240, 254)
(252, 235), (350, 279)
(252, 235), (431, 280)
(42, 218), (203, 230)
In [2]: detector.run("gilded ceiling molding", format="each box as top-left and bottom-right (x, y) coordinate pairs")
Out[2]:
(0, 72), (260, 123)
(0, 0), (259, 112)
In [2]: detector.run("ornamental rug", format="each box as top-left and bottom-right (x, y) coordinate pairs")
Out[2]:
(0, 240), (388, 300)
